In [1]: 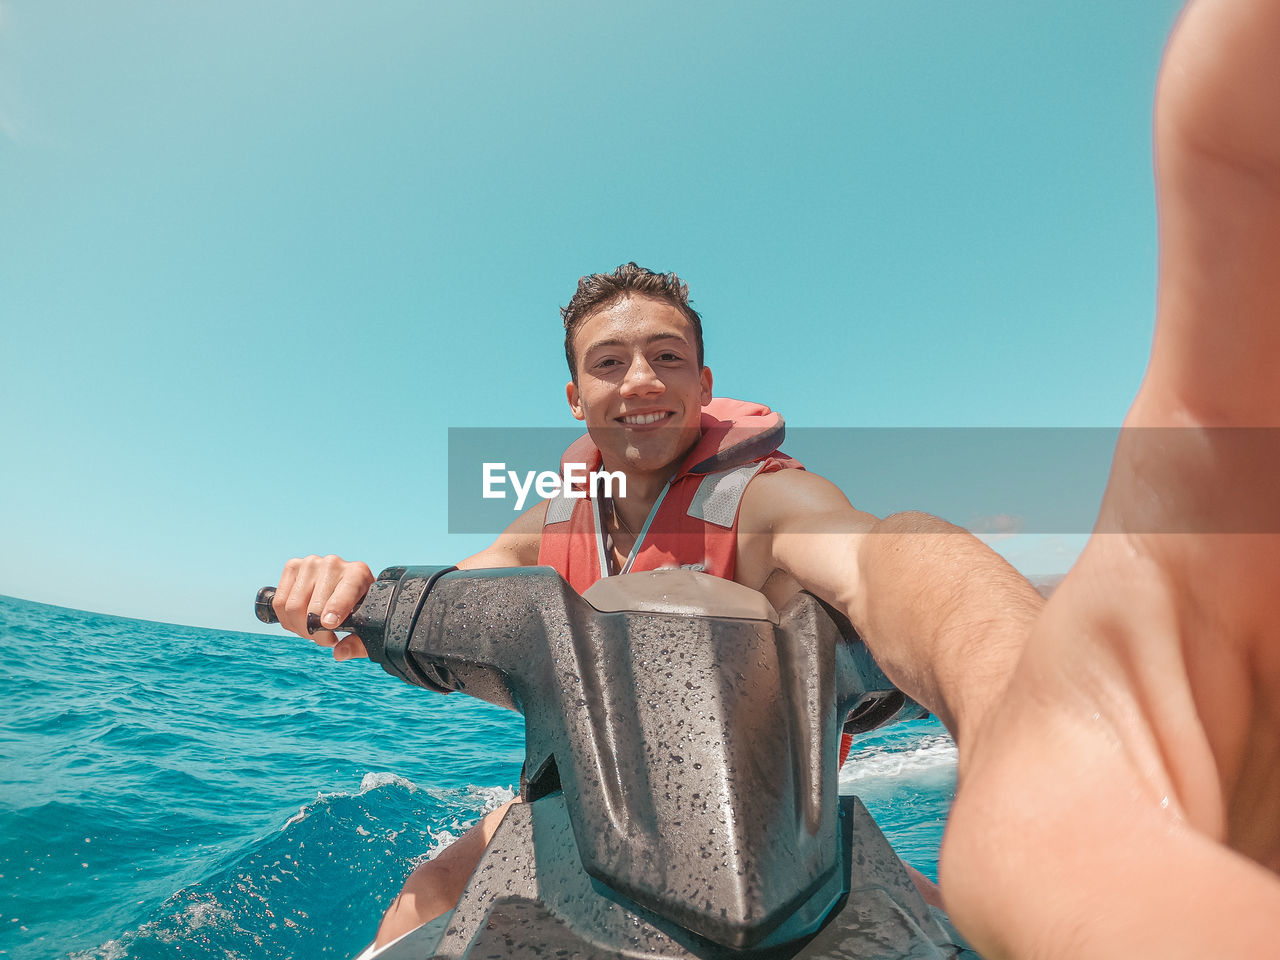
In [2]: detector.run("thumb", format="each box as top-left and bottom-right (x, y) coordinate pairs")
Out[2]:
(333, 634), (369, 661)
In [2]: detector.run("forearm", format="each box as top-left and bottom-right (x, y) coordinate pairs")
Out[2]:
(848, 511), (1043, 761)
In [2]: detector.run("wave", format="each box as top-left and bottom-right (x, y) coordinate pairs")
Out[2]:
(837, 723), (956, 878)
(66, 778), (515, 960)
(839, 732), (958, 790)
(67, 899), (236, 960)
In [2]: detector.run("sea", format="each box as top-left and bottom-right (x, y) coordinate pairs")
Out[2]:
(0, 594), (958, 960)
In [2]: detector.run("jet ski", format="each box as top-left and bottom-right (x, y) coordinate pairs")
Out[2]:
(255, 565), (979, 959)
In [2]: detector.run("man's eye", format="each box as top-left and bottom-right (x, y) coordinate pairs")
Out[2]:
(656, 352), (682, 362)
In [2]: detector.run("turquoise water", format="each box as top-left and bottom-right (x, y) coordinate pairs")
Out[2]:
(0, 595), (956, 960)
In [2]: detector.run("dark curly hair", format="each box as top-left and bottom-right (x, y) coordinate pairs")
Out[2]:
(561, 262), (704, 382)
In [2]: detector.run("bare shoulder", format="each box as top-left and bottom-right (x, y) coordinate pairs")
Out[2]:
(735, 468), (878, 595)
(739, 467), (877, 535)
(457, 499), (549, 570)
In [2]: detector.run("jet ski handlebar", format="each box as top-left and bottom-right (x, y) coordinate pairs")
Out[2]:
(255, 565), (911, 730)
(254, 565), (926, 951)
(255, 565), (455, 688)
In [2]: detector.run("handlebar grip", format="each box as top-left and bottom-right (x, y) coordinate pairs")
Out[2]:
(252, 567), (449, 690)
(255, 586), (279, 624)
(253, 585), (353, 635)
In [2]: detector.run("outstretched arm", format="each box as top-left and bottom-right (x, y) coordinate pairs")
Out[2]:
(939, 1), (1280, 957)
(738, 469), (1042, 769)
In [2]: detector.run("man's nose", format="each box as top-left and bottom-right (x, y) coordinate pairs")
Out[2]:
(620, 356), (664, 396)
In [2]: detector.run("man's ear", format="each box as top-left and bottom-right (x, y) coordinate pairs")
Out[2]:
(566, 381), (586, 421)
(699, 366), (714, 407)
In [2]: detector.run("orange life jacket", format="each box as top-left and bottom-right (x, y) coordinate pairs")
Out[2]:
(538, 399), (857, 767)
(538, 398), (802, 589)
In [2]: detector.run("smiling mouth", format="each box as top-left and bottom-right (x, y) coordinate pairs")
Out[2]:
(617, 411), (674, 426)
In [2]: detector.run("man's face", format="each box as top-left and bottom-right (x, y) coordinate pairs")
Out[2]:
(566, 294), (713, 477)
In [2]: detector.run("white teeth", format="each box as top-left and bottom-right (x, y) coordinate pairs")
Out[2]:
(621, 412), (668, 425)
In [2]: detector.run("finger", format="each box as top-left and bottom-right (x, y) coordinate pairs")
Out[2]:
(333, 634), (369, 661)
(281, 556), (323, 637)
(311, 628), (340, 648)
(272, 558), (302, 631)
(308, 556), (349, 632)
(321, 562), (374, 629)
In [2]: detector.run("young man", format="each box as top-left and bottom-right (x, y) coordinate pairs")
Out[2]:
(939, 0), (1280, 956)
(271, 264), (1043, 947)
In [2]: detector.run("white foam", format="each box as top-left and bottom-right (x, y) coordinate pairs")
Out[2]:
(281, 772), (427, 828)
(409, 784), (517, 863)
(68, 898), (233, 959)
(419, 827), (461, 860)
(472, 783), (516, 812)
(838, 734), (958, 792)
(359, 771), (421, 794)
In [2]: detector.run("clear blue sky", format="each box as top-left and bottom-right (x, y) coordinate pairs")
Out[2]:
(1, 1), (1185, 630)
